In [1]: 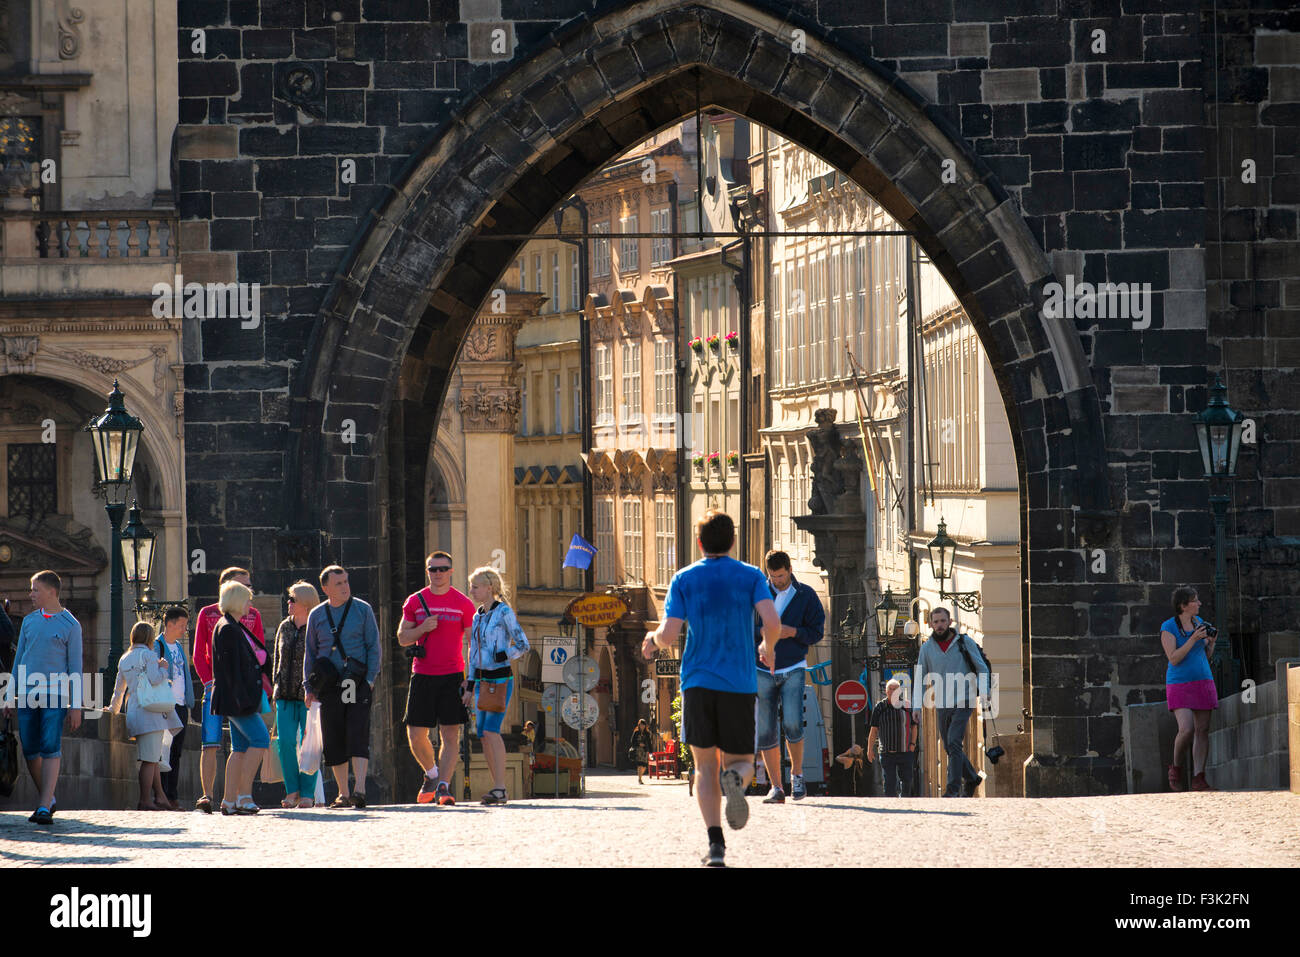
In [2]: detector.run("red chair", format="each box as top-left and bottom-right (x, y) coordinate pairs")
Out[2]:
(648, 740), (678, 779)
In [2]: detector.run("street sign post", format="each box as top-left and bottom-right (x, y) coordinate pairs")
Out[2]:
(835, 678), (868, 749)
(561, 596), (626, 800)
(562, 654), (599, 692)
(561, 693), (599, 730)
(541, 636), (575, 684)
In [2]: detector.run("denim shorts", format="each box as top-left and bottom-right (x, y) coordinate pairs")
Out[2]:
(754, 666), (806, 751)
(200, 681), (226, 747)
(475, 677), (512, 736)
(17, 706), (66, 759)
(228, 711), (270, 753)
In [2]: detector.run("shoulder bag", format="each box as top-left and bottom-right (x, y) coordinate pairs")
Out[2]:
(136, 667), (177, 714)
(306, 599), (367, 696)
(472, 606), (509, 713)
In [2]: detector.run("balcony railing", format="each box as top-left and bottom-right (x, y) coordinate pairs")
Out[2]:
(1, 211), (177, 262)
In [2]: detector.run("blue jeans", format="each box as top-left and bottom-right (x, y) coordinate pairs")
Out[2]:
(475, 678), (512, 735)
(936, 707), (980, 796)
(274, 699), (319, 797)
(228, 711), (270, 753)
(17, 706), (66, 759)
(754, 667), (805, 751)
(880, 751), (916, 797)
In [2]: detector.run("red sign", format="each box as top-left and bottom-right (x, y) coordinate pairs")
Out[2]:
(834, 679), (869, 715)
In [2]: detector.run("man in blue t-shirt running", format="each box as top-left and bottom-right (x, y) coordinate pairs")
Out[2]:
(643, 509), (782, 867)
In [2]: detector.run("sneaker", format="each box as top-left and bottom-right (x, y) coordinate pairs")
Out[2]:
(480, 788), (507, 806)
(1191, 772), (1216, 792)
(720, 768), (749, 830)
(762, 786), (786, 804)
(417, 776), (440, 804)
(963, 770), (987, 797)
(702, 842), (726, 867)
(790, 774), (806, 801)
(436, 781), (456, 807)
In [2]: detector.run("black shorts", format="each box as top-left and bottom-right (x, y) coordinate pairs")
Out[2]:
(320, 685), (371, 767)
(404, 672), (468, 728)
(682, 686), (756, 756)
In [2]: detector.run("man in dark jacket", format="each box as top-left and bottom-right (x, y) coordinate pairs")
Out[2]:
(753, 550), (825, 802)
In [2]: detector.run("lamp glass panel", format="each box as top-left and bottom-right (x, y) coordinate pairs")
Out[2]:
(91, 429), (110, 484)
(120, 429), (140, 483)
(1195, 423), (1212, 476)
(1209, 424), (1231, 476)
(1227, 420), (1242, 476)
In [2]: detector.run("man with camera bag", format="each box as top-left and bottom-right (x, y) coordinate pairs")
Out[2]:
(913, 607), (991, 798)
(397, 551), (475, 806)
(304, 565), (380, 808)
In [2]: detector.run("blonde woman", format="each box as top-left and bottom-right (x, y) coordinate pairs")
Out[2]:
(210, 580), (270, 814)
(109, 620), (183, 811)
(273, 581), (320, 808)
(462, 566), (530, 805)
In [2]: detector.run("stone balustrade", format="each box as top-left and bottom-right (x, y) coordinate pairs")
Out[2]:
(0, 211), (176, 262)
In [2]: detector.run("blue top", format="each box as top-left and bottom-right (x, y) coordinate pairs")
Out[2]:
(664, 556), (772, 694)
(12, 608), (83, 709)
(303, 597), (381, 687)
(1161, 616), (1214, 686)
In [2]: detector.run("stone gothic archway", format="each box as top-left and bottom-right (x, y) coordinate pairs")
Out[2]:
(291, 0), (1109, 795)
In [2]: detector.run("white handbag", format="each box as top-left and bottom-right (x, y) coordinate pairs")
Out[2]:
(135, 672), (176, 714)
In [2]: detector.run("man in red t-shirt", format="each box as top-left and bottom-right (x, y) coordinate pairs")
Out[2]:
(398, 551), (475, 806)
(193, 566), (265, 813)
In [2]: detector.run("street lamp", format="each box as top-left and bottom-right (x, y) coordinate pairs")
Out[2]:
(1194, 374), (1246, 692)
(875, 586), (899, 640)
(926, 517), (981, 613)
(120, 501), (156, 599)
(85, 380), (143, 686)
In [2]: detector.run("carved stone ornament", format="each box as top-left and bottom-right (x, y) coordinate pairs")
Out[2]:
(591, 312), (615, 343)
(58, 5), (84, 60)
(458, 382), (520, 432)
(462, 328), (499, 361)
(0, 335), (39, 375)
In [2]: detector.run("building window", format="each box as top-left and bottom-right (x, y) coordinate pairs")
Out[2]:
(620, 214), (639, 273)
(855, 242), (868, 370)
(655, 497), (675, 585)
(623, 499), (644, 584)
(570, 247), (580, 309)
(571, 369), (582, 434)
(595, 344), (613, 426)
(520, 508), (532, 587)
(811, 252), (826, 382)
(595, 498), (614, 584)
(519, 376), (528, 436)
(552, 372), (562, 435)
(829, 247), (842, 379)
(532, 372), (545, 436)
(621, 340), (642, 428)
(8, 443), (56, 521)
(653, 339), (675, 418)
(770, 264), (783, 388)
(593, 222), (611, 278)
(651, 207), (672, 265)
(534, 254), (543, 294)
(784, 262), (797, 385)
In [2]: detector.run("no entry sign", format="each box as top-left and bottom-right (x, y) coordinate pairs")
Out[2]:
(834, 679), (868, 715)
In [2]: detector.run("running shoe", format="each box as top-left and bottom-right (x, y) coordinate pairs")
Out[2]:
(702, 842), (726, 867)
(418, 776), (440, 804)
(720, 768), (749, 830)
(32, 806), (53, 826)
(762, 786), (786, 804)
(435, 781), (456, 806)
(791, 774), (806, 801)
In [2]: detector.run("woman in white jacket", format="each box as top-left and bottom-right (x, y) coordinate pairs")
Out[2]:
(109, 620), (184, 810)
(461, 566), (530, 805)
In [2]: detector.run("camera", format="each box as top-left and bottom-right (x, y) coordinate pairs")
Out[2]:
(1202, 623), (1218, 638)
(985, 744), (1006, 764)
(404, 642), (426, 660)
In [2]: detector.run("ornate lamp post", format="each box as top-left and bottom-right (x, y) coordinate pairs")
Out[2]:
(875, 586), (899, 640)
(84, 381), (143, 686)
(926, 518), (981, 613)
(121, 502), (190, 625)
(1194, 374), (1246, 693)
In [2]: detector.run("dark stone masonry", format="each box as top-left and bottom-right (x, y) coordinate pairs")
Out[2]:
(176, 0), (1300, 796)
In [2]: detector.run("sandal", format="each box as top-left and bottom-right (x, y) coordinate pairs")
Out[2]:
(479, 788), (507, 806)
(220, 800), (237, 816)
(196, 795), (213, 814)
(281, 796), (300, 809)
(32, 806), (53, 826)
(351, 792), (367, 809)
(298, 799), (315, 809)
(329, 794), (352, 809)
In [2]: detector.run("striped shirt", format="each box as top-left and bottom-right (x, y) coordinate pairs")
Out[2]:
(869, 698), (918, 753)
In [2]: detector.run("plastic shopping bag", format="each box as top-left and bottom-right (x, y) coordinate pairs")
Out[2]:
(158, 728), (174, 773)
(298, 701), (323, 776)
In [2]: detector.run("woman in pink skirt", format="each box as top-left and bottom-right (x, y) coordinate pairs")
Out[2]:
(1160, 586), (1219, 791)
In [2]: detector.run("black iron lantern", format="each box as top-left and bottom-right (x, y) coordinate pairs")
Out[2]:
(926, 517), (956, 584)
(120, 501), (156, 593)
(875, 586), (898, 639)
(85, 379), (143, 505)
(1195, 374), (1245, 479)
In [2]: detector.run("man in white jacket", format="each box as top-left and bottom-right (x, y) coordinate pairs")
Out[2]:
(912, 607), (991, 797)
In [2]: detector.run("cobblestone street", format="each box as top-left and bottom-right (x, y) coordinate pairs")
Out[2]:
(2, 773), (1297, 868)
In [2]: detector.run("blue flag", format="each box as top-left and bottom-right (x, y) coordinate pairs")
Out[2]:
(563, 533), (597, 570)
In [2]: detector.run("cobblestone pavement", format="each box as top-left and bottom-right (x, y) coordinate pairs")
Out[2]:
(1, 773), (1297, 868)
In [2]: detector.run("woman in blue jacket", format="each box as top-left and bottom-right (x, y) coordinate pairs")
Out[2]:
(461, 566), (530, 805)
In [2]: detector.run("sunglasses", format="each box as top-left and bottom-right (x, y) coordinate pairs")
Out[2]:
(427, 566), (452, 573)
(287, 597), (296, 604)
